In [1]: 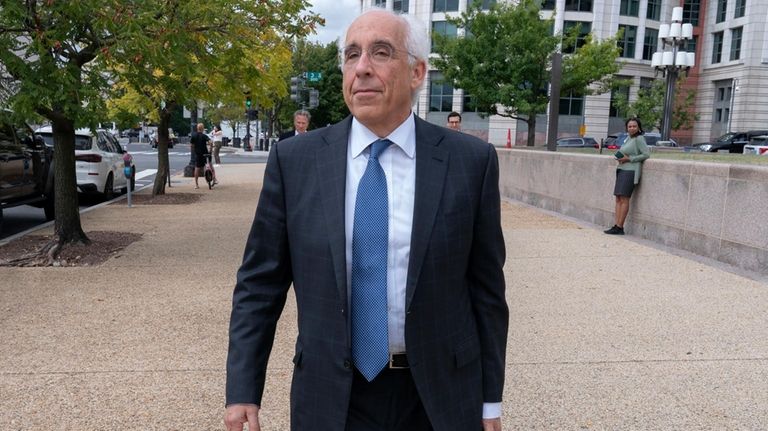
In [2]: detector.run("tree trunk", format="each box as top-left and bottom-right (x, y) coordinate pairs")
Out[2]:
(527, 116), (537, 146)
(51, 116), (90, 246)
(152, 106), (173, 196)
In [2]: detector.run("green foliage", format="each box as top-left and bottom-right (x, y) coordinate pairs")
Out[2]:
(561, 33), (624, 96)
(612, 76), (699, 132)
(432, 0), (558, 119)
(280, 40), (348, 130)
(0, 1), (121, 127)
(432, 0), (623, 145)
(107, 0), (321, 121)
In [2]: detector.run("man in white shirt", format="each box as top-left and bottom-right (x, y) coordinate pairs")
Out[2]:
(225, 9), (508, 431)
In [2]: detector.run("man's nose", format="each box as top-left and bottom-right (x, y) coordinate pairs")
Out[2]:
(354, 51), (374, 74)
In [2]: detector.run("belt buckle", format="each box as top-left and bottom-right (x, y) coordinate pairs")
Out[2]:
(389, 353), (408, 369)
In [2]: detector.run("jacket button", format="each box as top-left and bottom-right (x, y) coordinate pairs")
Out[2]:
(344, 359), (351, 369)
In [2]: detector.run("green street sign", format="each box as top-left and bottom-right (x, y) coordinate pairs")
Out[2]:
(307, 71), (322, 82)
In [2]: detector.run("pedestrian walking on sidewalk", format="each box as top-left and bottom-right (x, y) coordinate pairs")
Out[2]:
(446, 111), (462, 131)
(211, 125), (223, 166)
(191, 123), (216, 189)
(278, 110), (311, 141)
(605, 117), (650, 235)
(224, 9), (508, 431)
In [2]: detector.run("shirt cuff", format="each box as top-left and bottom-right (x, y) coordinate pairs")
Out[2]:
(482, 402), (502, 419)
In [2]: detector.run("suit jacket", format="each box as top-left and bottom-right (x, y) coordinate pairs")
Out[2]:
(278, 129), (296, 141)
(226, 116), (508, 431)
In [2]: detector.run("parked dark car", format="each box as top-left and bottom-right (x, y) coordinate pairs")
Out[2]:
(604, 132), (677, 150)
(0, 115), (54, 232)
(556, 137), (599, 148)
(691, 130), (768, 153)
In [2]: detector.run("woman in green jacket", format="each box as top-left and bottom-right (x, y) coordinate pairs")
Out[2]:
(605, 117), (650, 235)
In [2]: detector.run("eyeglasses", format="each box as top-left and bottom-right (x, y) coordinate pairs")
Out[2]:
(342, 42), (415, 67)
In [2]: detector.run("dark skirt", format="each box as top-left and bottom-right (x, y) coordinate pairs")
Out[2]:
(613, 169), (636, 197)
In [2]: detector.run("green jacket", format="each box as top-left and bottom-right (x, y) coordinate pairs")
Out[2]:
(617, 134), (650, 184)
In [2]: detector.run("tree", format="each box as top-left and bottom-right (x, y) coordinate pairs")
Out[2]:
(0, 1), (140, 262)
(432, 0), (623, 146)
(107, 0), (320, 196)
(279, 40), (348, 131)
(612, 77), (699, 133)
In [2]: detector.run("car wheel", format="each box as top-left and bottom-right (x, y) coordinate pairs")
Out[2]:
(0, 208), (4, 235)
(103, 174), (114, 201)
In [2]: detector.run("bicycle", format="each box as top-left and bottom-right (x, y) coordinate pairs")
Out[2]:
(204, 153), (216, 189)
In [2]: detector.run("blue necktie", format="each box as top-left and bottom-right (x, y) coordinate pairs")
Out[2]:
(351, 139), (393, 382)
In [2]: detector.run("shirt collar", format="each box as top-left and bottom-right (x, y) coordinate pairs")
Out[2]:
(350, 114), (415, 159)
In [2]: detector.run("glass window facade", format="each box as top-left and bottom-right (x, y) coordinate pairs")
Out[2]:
(433, 0), (459, 12)
(734, 0), (746, 17)
(712, 31), (723, 63)
(393, 0), (409, 12)
(620, 0), (640, 16)
(716, 0), (727, 23)
(565, 0), (593, 12)
(431, 21), (458, 52)
(429, 72), (454, 112)
(683, 0), (701, 26)
(562, 21), (592, 54)
(618, 25), (637, 58)
(643, 28), (658, 60)
(730, 27), (742, 60)
(559, 91), (584, 116)
(646, 0), (661, 20)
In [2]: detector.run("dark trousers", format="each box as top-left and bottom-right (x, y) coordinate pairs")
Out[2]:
(346, 367), (433, 431)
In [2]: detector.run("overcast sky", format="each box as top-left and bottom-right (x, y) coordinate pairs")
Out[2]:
(307, 0), (361, 45)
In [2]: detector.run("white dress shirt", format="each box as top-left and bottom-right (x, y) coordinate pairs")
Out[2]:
(343, 114), (501, 420)
(345, 115), (415, 354)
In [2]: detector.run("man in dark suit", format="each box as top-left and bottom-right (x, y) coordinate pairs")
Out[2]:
(225, 9), (508, 431)
(278, 110), (311, 141)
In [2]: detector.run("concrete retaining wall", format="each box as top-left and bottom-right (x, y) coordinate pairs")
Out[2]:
(498, 149), (768, 275)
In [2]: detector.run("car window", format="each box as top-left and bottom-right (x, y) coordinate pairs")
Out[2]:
(38, 132), (93, 150)
(95, 134), (111, 152)
(645, 135), (659, 146)
(0, 121), (17, 147)
(76, 136), (94, 150)
(585, 138), (597, 146)
(107, 133), (124, 153)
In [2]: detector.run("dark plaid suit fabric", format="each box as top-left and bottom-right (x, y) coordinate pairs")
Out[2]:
(226, 116), (508, 431)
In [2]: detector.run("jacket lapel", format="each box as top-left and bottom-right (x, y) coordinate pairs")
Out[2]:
(405, 118), (449, 311)
(316, 117), (353, 311)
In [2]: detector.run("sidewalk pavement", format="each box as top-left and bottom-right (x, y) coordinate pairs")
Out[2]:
(1, 163), (767, 430)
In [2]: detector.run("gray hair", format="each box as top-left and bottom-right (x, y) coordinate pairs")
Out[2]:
(294, 110), (311, 121)
(339, 9), (429, 102)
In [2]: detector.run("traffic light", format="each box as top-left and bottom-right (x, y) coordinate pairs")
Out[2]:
(247, 109), (258, 120)
(245, 95), (252, 109)
(308, 89), (319, 109)
(290, 76), (303, 102)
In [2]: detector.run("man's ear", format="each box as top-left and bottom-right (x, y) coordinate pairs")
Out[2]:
(411, 60), (427, 89)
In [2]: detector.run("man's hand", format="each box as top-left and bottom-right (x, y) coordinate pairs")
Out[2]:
(224, 403), (260, 431)
(482, 417), (502, 431)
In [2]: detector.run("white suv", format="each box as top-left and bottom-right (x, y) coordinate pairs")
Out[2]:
(35, 127), (135, 200)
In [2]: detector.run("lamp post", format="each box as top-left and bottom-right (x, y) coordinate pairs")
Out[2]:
(651, 6), (694, 142)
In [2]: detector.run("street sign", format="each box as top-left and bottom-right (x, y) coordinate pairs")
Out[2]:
(307, 71), (322, 82)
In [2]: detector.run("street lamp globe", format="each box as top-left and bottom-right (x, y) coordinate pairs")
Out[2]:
(651, 6), (694, 142)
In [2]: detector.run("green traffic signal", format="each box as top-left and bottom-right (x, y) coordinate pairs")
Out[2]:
(245, 96), (252, 108)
